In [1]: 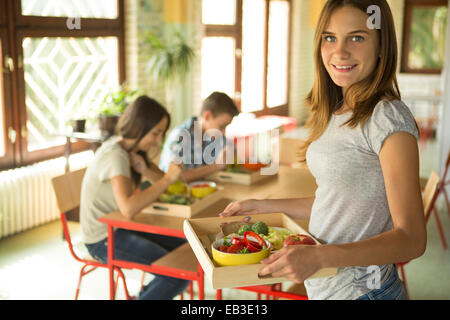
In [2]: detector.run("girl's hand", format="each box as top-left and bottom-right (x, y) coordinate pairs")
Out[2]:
(258, 245), (322, 284)
(130, 152), (148, 174)
(220, 199), (260, 217)
(165, 162), (183, 184)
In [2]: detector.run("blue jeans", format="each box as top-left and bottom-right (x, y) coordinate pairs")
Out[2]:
(85, 229), (190, 300)
(356, 266), (408, 300)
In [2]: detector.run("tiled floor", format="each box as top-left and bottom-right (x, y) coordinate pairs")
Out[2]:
(0, 139), (448, 300)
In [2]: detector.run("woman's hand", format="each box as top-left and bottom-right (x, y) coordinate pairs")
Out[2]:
(220, 199), (260, 217)
(130, 152), (148, 175)
(258, 245), (322, 284)
(165, 162), (183, 184)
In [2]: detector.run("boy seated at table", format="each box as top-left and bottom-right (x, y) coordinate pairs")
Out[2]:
(159, 91), (239, 182)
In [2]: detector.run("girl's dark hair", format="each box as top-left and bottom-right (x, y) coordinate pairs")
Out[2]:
(116, 95), (170, 187)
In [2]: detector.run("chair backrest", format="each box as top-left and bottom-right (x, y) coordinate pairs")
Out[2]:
(51, 168), (86, 213)
(51, 168), (87, 262)
(423, 170), (440, 217)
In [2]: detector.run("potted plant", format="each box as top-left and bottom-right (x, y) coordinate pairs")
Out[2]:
(70, 119), (86, 133)
(143, 27), (195, 125)
(93, 84), (140, 137)
(67, 101), (90, 133)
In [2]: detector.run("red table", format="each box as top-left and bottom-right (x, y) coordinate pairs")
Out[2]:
(98, 199), (232, 300)
(99, 166), (316, 300)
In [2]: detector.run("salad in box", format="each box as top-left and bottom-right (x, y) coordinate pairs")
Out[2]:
(183, 213), (337, 289)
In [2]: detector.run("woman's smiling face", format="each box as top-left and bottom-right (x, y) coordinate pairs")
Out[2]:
(321, 5), (381, 93)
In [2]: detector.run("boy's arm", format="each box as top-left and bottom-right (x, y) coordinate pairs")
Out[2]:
(181, 163), (227, 182)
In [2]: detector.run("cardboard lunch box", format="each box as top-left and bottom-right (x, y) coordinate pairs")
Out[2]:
(141, 186), (225, 218)
(208, 168), (277, 185)
(183, 213), (337, 289)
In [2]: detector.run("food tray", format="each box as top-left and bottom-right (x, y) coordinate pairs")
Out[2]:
(183, 213), (337, 289)
(208, 169), (277, 185)
(141, 187), (225, 218)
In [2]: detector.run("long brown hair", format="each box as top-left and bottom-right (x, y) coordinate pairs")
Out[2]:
(116, 95), (170, 187)
(299, 0), (401, 162)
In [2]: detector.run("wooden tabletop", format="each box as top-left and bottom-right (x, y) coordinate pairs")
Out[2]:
(99, 198), (233, 237)
(266, 165), (317, 199)
(217, 165), (317, 200)
(100, 165), (316, 234)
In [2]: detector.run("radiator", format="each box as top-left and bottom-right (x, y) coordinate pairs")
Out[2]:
(0, 151), (94, 239)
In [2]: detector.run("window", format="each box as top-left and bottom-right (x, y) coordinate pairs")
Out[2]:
(402, 0), (448, 74)
(201, 0), (291, 116)
(20, 0), (118, 19)
(201, 37), (236, 100)
(0, 0), (124, 170)
(22, 36), (119, 152)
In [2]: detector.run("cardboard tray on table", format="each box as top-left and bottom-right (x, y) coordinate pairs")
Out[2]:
(208, 169), (277, 186)
(141, 187), (225, 218)
(183, 212), (337, 289)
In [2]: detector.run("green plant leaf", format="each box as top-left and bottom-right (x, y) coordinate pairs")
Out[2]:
(143, 30), (195, 83)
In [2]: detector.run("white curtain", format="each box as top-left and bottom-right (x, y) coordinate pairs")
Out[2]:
(437, 1), (450, 177)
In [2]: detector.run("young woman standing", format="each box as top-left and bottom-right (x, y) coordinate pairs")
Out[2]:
(221, 0), (426, 300)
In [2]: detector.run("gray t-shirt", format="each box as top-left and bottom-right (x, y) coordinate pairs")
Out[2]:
(80, 137), (131, 244)
(304, 100), (419, 300)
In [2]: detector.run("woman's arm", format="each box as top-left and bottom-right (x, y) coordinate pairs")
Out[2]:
(259, 132), (427, 282)
(110, 162), (182, 219)
(220, 197), (315, 220)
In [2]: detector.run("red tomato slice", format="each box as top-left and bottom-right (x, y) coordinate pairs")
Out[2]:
(227, 243), (246, 253)
(246, 242), (261, 253)
(247, 240), (262, 249)
(243, 231), (266, 252)
(231, 237), (244, 245)
(219, 245), (229, 253)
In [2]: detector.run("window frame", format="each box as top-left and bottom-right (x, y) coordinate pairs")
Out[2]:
(0, 1), (6, 25)
(401, 0), (448, 74)
(202, 0), (291, 117)
(0, 0), (125, 170)
(0, 28), (15, 168)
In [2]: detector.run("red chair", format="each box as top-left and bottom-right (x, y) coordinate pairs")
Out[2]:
(60, 212), (132, 299)
(52, 168), (133, 300)
(53, 169), (198, 300)
(396, 170), (441, 299)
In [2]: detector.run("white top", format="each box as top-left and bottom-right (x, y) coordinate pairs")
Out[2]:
(80, 137), (131, 244)
(304, 100), (419, 300)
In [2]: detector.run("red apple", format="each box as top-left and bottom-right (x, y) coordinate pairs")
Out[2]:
(283, 234), (316, 247)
